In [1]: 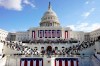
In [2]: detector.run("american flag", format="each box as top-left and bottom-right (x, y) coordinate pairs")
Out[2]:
(49, 30), (52, 38)
(20, 58), (43, 66)
(45, 30), (48, 38)
(54, 30), (57, 37)
(57, 30), (61, 38)
(40, 30), (43, 38)
(52, 30), (54, 38)
(55, 58), (78, 66)
(46, 30), (49, 38)
(52, 30), (56, 38)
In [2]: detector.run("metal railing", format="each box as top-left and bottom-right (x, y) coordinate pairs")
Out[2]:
(92, 55), (100, 66)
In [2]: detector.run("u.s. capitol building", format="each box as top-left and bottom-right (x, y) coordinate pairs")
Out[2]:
(0, 3), (100, 43)
(0, 2), (100, 66)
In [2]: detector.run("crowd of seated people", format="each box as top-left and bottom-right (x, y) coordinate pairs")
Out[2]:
(1, 41), (33, 55)
(65, 41), (95, 54)
(40, 41), (95, 56)
(22, 39), (78, 44)
(0, 40), (95, 56)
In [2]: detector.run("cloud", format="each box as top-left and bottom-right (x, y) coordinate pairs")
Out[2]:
(0, 0), (22, 11)
(85, 1), (89, 4)
(67, 22), (100, 32)
(23, 0), (35, 8)
(85, 0), (95, 4)
(0, 0), (35, 11)
(82, 8), (95, 18)
(82, 12), (90, 18)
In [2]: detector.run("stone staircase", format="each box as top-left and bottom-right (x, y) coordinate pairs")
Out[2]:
(3, 45), (21, 55)
(92, 55), (100, 66)
(79, 45), (95, 55)
(0, 56), (7, 66)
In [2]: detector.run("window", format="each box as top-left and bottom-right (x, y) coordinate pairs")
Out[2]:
(55, 47), (58, 50)
(41, 47), (44, 49)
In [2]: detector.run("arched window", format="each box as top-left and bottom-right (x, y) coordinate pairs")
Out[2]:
(41, 47), (44, 49)
(55, 47), (58, 50)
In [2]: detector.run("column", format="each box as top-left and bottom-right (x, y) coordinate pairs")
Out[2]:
(65, 31), (68, 39)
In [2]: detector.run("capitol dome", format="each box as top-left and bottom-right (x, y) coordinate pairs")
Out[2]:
(40, 2), (60, 27)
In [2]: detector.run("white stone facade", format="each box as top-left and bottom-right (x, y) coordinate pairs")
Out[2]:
(84, 33), (90, 41)
(0, 29), (8, 41)
(0, 28), (97, 43)
(70, 31), (85, 43)
(16, 32), (29, 41)
(90, 29), (100, 41)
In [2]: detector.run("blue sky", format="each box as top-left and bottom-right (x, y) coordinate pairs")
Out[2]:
(0, 0), (100, 32)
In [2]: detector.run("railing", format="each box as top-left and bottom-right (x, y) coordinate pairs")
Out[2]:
(92, 55), (100, 66)
(80, 55), (93, 66)
(6, 54), (80, 58)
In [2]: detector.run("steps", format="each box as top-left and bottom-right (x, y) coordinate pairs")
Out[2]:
(79, 45), (95, 55)
(3, 45), (21, 55)
(92, 55), (100, 66)
(0, 56), (6, 66)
